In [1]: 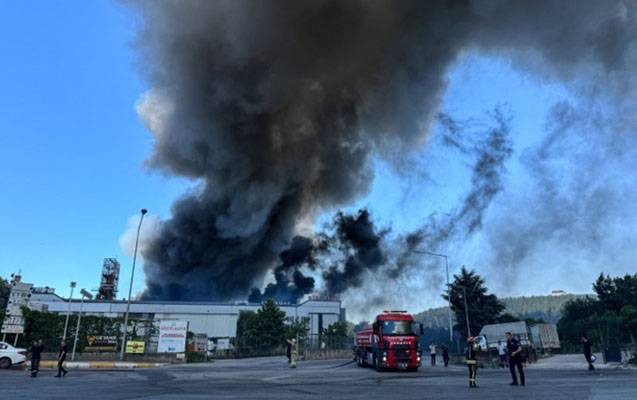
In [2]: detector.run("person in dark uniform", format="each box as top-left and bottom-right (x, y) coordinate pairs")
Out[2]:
(506, 332), (525, 386)
(55, 340), (68, 377)
(286, 338), (293, 364)
(466, 337), (479, 388)
(30, 339), (44, 378)
(581, 333), (595, 371)
(442, 345), (450, 367)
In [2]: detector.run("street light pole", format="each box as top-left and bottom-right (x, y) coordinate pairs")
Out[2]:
(120, 208), (147, 361)
(62, 282), (76, 340)
(72, 289), (93, 361)
(461, 286), (471, 338)
(413, 250), (453, 342)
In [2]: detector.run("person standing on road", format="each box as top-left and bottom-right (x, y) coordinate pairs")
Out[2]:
(55, 340), (68, 377)
(466, 337), (479, 388)
(286, 338), (298, 368)
(498, 340), (507, 368)
(30, 339), (44, 378)
(442, 345), (450, 367)
(286, 339), (292, 364)
(582, 333), (595, 371)
(429, 343), (437, 366)
(506, 332), (525, 386)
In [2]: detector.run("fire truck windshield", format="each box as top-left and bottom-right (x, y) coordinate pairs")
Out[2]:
(381, 320), (416, 336)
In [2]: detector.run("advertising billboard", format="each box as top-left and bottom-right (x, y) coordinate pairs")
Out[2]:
(85, 335), (118, 352)
(158, 320), (188, 353)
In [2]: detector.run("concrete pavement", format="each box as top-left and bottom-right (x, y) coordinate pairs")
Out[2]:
(2, 355), (636, 399)
(27, 360), (167, 369)
(528, 352), (621, 370)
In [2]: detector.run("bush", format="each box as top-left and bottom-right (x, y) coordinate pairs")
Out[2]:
(186, 351), (208, 363)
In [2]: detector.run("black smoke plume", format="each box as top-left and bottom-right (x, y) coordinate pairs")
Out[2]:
(323, 209), (387, 295)
(390, 109), (513, 277)
(249, 209), (386, 302)
(248, 236), (317, 304)
(130, 1), (636, 301)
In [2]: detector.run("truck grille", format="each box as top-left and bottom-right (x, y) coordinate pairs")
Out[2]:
(392, 346), (412, 360)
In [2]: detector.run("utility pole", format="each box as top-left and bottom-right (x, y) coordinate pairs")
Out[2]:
(461, 286), (471, 338)
(413, 250), (453, 342)
(120, 209), (147, 361)
(62, 282), (76, 340)
(72, 289), (93, 361)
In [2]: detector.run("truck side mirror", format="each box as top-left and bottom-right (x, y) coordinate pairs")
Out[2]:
(372, 322), (378, 333)
(419, 323), (424, 335)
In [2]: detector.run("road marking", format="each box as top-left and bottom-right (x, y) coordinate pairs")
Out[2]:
(262, 374), (292, 382)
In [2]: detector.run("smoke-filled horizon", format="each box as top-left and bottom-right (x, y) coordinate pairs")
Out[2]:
(128, 0), (637, 307)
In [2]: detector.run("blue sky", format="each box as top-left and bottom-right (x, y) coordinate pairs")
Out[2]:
(0, 1), (188, 297)
(2, 1), (612, 307)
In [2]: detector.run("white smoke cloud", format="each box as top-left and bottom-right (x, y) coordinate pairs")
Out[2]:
(118, 213), (161, 260)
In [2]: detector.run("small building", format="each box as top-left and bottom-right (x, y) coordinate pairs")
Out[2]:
(1, 275), (33, 343)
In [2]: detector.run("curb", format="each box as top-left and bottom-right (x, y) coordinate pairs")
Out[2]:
(28, 361), (166, 369)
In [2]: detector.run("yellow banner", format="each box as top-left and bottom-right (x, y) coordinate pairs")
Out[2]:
(125, 341), (146, 354)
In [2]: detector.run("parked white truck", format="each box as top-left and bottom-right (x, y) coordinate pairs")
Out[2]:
(475, 321), (560, 362)
(529, 324), (561, 351)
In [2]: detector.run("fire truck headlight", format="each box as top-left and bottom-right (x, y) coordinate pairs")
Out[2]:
(382, 351), (387, 362)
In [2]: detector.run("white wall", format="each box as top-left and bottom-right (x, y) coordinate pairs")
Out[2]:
(28, 295), (343, 338)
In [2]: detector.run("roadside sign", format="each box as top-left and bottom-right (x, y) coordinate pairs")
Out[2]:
(125, 340), (146, 354)
(158, 320), (188, 353)
(1, 279), (32, 334)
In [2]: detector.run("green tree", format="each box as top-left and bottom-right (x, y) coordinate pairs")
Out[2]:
(593, 273), (637, 312)
(236, 300), (286, 354)
(353, 320), (370, 333)
(322, 321), (349, 348)
(524, 317), (546, 326)
(496, 313), (518, 323)
(0, 276), (10, 323)
(0, 276), (9, 309)
(255, 300), (286, 348)
(236, 310), (258, 349)
(557, 297), (600, 350)
(19, 307), (123, 352)
(285, 317), (309, 342)
(620, 305), (637, 344)
(443, 267), (505, 337)
(558, 274), (637, 350)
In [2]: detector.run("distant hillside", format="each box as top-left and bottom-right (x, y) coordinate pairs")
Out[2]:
(502, 294), (588, 324)
(414, 294), (589, 328)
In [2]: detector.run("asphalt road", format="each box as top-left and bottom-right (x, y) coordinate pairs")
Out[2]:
(2, 356), (636, 399)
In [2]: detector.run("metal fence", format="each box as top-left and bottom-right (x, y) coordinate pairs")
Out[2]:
(304, 334), (354, 351)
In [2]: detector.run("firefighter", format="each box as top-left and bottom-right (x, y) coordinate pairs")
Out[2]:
(466, 336), (479, 388)
(286, 338), (298, 368)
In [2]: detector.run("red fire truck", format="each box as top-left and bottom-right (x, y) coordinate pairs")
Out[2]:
(354, 311), (423, 371)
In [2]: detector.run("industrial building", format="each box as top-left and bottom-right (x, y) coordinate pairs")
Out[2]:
(29, 291), (344, 340)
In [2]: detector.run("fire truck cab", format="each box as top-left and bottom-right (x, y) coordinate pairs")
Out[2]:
(354, 311), (423, 371)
